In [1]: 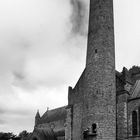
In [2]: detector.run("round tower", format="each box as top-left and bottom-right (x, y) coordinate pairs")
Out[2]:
(82, 0), (116, 139)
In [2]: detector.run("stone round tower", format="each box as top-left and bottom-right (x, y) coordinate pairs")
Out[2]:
(82, 0), (116, 139)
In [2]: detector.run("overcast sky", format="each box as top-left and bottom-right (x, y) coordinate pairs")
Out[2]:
(0, 0), (140, 134)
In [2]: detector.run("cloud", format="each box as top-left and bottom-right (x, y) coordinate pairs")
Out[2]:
(0, 109), (5, 115)
(0, 119), (6, 125)
(0, 0), (79, 133)
(0, 85), (69, 134)
(70, 0), (89, 36)
(3, 0), (88, 91)
(0, 108), (33, 117)
(0, 0), (89, 95)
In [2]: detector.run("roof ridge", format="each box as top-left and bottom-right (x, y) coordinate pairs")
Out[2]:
(130, 80), (140, 98)
(41, 106), (67, 120)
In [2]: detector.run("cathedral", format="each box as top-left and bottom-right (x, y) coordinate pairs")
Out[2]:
(29, 0), (140, 140)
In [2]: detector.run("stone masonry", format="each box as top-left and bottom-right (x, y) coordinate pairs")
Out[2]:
(83, 0), (116, 139)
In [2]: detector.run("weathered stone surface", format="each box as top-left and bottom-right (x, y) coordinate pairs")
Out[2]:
(82, 0), (116, 139)
(65, 106), (72, 140)
(117, 95), (128, 140)
(72, 103), (83, 140)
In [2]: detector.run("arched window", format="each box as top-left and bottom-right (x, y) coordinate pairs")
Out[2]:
(132, 110), (138, 136)
(92, 123), (97, 134)
(33, 138), (38, 140)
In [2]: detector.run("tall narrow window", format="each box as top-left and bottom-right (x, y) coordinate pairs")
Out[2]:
(95, 49), (97, 53)
(132, 110), (138, 136)
(33, 137), (38, 140)
(139, 107), (140, 135)
(92, 123), (97, 134)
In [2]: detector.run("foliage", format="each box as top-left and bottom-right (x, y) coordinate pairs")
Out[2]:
(0, 130), (30, 140)
(0, 132), (16, 140)
(18, 130), (32, 140)
(19, 130), (29, 138)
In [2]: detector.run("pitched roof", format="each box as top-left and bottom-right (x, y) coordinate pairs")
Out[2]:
(130, 80), (140, 99)
(40, 106), (67, 123)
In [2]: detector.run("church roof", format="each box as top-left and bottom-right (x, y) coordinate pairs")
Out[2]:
(40, 106), (67, 123)
(129, 80), (140, 99)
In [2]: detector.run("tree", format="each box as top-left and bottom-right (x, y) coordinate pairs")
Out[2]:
(18, 130), (31, 140)
(0, 132), (16, 140)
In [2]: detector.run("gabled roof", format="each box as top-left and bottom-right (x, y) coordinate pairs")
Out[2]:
(40, 106), (67, 123)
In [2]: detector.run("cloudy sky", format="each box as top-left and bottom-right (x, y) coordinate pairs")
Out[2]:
(0, 0), (140, 134)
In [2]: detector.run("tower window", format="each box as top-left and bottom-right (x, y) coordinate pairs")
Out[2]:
(92, 123), (97, 134)
(33, 137), (38, 140)
(132, 110), (138, 136)
(95, 49), (98, 53)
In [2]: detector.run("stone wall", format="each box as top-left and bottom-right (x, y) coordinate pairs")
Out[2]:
(37, 120), (65, 132)
(117, 93), (128, 140)
(72, 103), (83, 140)
(68, 69), (85, 140)
(68, 69), (85, 105)
(65, 106), (72, 140)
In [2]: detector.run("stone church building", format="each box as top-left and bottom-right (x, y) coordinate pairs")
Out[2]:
(29, 0), (140, 140)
